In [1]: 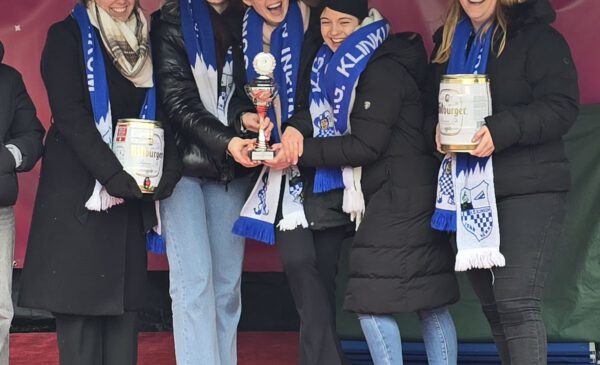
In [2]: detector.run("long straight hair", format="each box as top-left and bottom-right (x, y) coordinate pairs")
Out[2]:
(433, 0), (522, 64)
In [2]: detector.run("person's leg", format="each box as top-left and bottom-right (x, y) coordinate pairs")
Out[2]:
(357, 314), (403, 365)
(313, 226), (346, 323)
(418, 306), (457, 365)
(466, 269), (510, 363)
(102, 312), (138, 365)
(55, 314), (102, 365)
(0, 207), (14, 365)
(161, 177), (219, 365)
(277, 227), (345, 365)
(203, 177), (249, 365)
(489, 193), (567, 365)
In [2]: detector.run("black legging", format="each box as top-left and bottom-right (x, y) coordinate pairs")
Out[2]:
(466, 192), (567, 365)
(276, 225), (348, 365)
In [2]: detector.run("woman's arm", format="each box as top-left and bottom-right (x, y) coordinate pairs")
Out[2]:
(41, 22), (123, 184)
(151, 16), (237, 161)
(299, 58), (405, 168)
(485, 27), (579, 153)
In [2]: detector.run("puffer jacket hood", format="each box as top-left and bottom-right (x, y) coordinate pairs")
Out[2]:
(372, 32), (428, 97)
(506, 0), (556, 32)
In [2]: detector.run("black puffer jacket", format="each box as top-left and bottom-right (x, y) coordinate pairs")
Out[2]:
(428, 0), (579, 198)
(294, 34), (459, 314)
(151, 1), (247, 182)
(0, 41), (45, 207)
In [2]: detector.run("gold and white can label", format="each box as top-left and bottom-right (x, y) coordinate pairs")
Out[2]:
(113, 119), (165, 194)
(439, 74), (492, 152)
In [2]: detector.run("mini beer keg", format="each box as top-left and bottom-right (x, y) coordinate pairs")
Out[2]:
(438, 74), (492, 152)
(112, 119), (164, 194)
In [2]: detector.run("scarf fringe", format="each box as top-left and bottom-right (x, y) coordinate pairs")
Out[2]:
(277, 211), (309, 232)
(431, 209), (457, 232)
(313, 168), (344, 193)
(146, 229), (166, 255)
(455, 248), (506, 272)
(232, 217), (275, 245)
(85, 182), (124, 212)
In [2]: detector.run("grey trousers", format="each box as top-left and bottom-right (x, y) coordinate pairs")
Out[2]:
(0, 207), (15, 365)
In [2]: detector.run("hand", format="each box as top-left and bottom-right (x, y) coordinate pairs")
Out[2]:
(104, 170), (143, 200)
(262, 144), (292, 171)
(470, 126), (495, 158)
(281, 126), (304, 165)
(241, 112), (261, 133)
(435, 123), (444, 154)
(153, 170), (182, 201)
(228, 137), (261, 168)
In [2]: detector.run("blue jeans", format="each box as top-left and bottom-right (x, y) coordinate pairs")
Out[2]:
(161, 176), (249, 365)
(0, 207), (14, 365)
(358, 307), (457, 365)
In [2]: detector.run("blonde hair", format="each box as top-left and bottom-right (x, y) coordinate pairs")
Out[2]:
(433, 0), (521, 64)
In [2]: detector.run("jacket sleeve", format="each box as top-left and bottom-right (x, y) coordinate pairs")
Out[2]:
(41, 22), (123, 184)
(151, 17), (237, 161)
(6, 69), (45, 172)
(485, 26), (579, 153)
(299, 58), (404, 168)
(284, 109), (314, 138)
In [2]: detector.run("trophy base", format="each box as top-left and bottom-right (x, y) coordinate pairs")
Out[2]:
(250, 149), (276, 161)
(441, 144), (477, 153)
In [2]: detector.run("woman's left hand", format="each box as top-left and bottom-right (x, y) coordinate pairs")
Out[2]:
(263, 144), (292, 171)
(470, 126), (495, 158)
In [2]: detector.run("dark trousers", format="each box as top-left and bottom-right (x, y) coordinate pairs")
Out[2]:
(276, 225), (347, 365)
(466, 193), (567, 365)
(54, 312), (138, 365)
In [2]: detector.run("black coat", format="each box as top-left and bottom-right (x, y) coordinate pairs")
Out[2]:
(293, 34), (459, 314)
(18, 17), (180, 315)
(428, 0), (579, 199)
(151, 1), (249, 182)
(0, 41), (45, 207)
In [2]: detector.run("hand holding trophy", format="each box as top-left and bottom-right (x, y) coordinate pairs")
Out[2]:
(245, 52), (279, 161)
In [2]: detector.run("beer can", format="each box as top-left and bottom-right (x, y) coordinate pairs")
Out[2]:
(112, 119), (164, 194)
(438, 74), (492, 152)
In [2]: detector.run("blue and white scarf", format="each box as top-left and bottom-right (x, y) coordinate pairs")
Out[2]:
(232, 1), (307, 245)
(309, 10), (389, 227)
(73, 4), (164, 254)
(432, 18), (505, 271)
(180, 0), (234, 122)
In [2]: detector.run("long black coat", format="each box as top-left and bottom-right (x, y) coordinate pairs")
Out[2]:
(428, 0), (579, 199)
(18, 17), (180, 315)
(0, 41), (44, 207)
(293, 34), (459, 314)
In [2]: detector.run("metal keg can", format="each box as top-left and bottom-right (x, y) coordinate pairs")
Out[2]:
(438, 74), (492, 152)
(112, 119), (164, 194)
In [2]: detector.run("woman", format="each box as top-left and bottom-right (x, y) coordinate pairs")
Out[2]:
(430, 0), (579, 363)
(0, 40), (44, 365)
(229, 0), (350, 364)
(150, 0), (259, 364)
(279, 1), (460, 364)
(18, 0), (180, 363)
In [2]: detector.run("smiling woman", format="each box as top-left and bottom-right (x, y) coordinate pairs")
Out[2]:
(81, 0), (140, 22)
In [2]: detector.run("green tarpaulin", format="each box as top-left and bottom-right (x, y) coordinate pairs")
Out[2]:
(335, 103), (600, 342)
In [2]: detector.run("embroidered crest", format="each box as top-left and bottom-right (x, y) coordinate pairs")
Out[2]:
(364, 101), (371, 110)
(460, 181), (493, 241)
(437, 157), (454, 205)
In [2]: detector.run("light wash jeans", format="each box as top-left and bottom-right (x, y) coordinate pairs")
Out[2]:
(358, 307), (457, 365)
(0, 207), (15, 365)
(161, 176), (249, 365)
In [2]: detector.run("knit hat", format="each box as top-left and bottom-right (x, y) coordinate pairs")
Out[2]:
(324, 0), (369, 21)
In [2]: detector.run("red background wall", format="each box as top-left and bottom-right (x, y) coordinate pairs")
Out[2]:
(1, 0), (597, 270)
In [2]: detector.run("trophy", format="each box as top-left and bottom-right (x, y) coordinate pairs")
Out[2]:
(245, 52), (279, 161)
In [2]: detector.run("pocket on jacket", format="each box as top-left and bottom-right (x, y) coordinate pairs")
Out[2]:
(74, 178), (95, 225)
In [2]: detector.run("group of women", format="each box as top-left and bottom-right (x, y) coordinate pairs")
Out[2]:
(16, 0), (578, 364)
